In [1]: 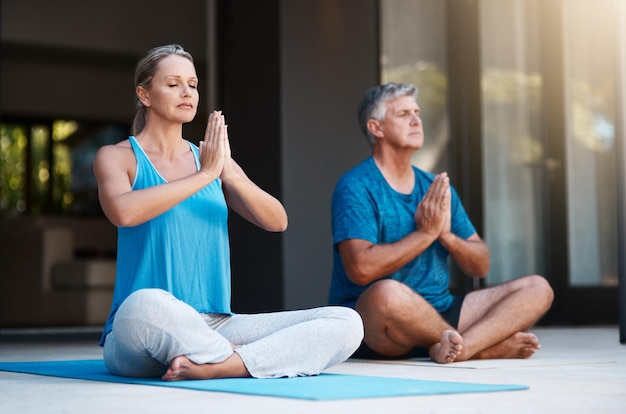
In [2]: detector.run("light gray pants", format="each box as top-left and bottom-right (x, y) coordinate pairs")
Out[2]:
(103, 288), (363, 378)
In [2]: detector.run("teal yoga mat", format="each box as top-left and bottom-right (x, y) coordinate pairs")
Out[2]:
(0, 359), (528, 400)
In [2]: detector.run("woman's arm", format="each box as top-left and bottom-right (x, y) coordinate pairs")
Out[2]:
(217, 119), (288, 232)
(94, 112), (227, 227)
(220, 159), (288, 232)
(93, 143), (219, 227)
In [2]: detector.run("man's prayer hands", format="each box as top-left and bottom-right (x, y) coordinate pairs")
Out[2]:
(414, 172), (452, 239)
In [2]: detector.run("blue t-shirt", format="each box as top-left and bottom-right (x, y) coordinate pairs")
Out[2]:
(100, 136), (232, 346)
(328, 156), (476, 312)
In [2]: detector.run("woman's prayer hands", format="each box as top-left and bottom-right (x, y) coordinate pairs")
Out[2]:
(198, 110), (231, 181)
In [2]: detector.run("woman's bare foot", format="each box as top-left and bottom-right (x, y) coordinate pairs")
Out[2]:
(429, 330), (463, 364)
(474, 332), (541, 360)
(162, 353), (250, 381)
(162, 356), (214, 381)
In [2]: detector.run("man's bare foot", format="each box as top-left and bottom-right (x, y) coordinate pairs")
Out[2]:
(429, 330), (463, 364)
(474, 332), (541, 360)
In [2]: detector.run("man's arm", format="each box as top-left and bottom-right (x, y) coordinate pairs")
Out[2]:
(338, 231), (437, 286)
(339, 173), (451, 286)
(439, 232), (490, 277)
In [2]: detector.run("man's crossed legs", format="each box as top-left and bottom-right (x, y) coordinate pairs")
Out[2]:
(355, 275), (554, 363)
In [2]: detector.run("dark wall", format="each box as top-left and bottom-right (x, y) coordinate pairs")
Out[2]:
(280, 0), (378, 309)
(0, 0), (208, 126)
(218, 0), (284, 312)
(216, 0), (379, 311)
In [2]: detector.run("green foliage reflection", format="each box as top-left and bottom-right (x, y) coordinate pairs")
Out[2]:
(0, 125), (27, 216)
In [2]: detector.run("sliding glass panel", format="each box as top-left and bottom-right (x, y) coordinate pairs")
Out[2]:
(480, 0), (546, 285)
(563, 0), (619, 287)
(380, 0), (449, 173)
(0, 119), (127, 217)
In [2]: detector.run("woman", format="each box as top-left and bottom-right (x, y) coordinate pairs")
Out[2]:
(94, 44), (362, 381)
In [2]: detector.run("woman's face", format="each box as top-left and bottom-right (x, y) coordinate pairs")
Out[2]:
(140, 54), (199, 125)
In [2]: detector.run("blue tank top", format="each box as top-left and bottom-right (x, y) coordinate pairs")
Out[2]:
(100, 136), (232, 345)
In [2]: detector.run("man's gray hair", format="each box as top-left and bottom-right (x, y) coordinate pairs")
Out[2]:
(357, 83), (418, 146)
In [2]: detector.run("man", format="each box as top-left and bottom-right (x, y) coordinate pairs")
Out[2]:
(328, 83), (554, 363)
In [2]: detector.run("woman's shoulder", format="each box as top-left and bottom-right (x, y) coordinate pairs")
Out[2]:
(94, 138), (135, 166)
(97, 137), (132, 153)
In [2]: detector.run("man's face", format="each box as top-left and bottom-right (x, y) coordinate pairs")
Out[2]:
(377, 95), (423, 150)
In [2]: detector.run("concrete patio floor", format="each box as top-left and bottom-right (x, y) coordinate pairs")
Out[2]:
(1, 325), (625, 413)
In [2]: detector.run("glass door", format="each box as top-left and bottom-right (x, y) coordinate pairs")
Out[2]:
(379, 0), (450, 174)
(480, 0), (546, 286)
(563, 0), (618, 289)
(380, 0), (623, 324)
(554, 0), (619, 322)
(480, 0), (621, 323)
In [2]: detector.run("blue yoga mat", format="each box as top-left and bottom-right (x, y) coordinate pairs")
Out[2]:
(0, 359), (528, 400)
